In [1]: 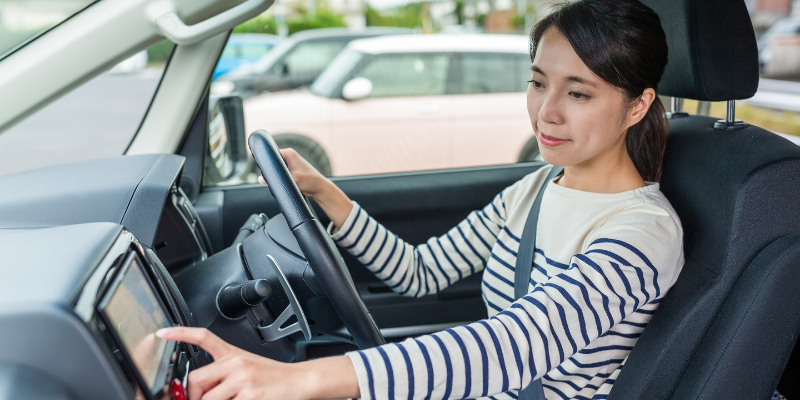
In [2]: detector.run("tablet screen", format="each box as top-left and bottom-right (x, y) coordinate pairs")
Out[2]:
(103, 256), (171, 391)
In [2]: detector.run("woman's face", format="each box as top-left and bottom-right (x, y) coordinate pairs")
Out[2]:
(527, 27), (641, 169)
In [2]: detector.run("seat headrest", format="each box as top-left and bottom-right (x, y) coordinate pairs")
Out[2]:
(640, 0), (759, 101)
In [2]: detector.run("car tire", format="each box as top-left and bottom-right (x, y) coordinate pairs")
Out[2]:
(274, 134), (333, 177)
(518, 136), (540, 162)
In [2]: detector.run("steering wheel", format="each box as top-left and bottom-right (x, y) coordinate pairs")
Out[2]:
(248, 129), (386, 350)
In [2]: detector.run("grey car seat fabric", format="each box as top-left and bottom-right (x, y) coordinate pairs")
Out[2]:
(608, 116), (800, 400)
(606, 1), (800, 399)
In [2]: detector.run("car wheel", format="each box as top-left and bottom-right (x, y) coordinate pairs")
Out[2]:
(518, 136), (540, 162)
(274, 134), (333, 177)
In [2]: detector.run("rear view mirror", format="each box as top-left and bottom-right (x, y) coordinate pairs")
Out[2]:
(342, 77), (373, 101)
(205, 95), (253, 185)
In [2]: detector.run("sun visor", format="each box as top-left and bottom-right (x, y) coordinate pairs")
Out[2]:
(641, 0), (759, 101)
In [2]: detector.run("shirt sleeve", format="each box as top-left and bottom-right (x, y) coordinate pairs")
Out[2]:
(345, 203), (683, 400)
(329, 192), (509, 298)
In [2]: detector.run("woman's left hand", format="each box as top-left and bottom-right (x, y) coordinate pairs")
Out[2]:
(157, 327), (360, 400)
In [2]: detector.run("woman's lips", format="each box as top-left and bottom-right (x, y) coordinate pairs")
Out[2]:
(539, 132), (570, 147)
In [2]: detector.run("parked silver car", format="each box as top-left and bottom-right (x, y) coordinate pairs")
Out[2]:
(212, 27), (410, 98)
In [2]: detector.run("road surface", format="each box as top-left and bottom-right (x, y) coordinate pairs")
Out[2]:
(0, 70), (162, 177)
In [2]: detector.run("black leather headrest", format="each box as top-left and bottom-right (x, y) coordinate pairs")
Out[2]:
(640, 0), (759, 101)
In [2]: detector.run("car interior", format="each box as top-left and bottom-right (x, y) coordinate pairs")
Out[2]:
(0, 0), (799, 399)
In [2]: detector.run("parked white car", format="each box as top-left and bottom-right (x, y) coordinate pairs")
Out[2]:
(243, 34), (536, 176)
(758, 18), (800, 78)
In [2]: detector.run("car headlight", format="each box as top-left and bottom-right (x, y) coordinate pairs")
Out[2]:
(211, 80), (235, 95)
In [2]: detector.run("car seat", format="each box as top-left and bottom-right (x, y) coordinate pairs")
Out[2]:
(608, 0), (800, 399)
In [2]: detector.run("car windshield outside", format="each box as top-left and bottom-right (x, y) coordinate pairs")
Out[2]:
(0, 2), (799, 180)
(0, 38), (174, 176)
(0, 0), (97, 60)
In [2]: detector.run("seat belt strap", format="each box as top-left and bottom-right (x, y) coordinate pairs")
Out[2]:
(515, 165), (563, 400)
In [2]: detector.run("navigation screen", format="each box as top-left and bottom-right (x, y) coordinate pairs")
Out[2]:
(103, 255), (171, 391)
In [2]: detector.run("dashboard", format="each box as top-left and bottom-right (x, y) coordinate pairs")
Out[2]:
(0, 155), (206, 399)
(0, 154), (344, 399)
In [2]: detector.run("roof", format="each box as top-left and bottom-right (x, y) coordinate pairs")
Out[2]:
(287, 27), (413, 41)
(348, 34), (530, 55)
(227, 33), (282, 44)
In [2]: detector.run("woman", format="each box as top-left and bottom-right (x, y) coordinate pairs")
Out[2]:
(158, 1), (684, 399)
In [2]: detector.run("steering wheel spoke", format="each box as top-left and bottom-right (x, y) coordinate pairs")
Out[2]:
(257, 255), (312, 341)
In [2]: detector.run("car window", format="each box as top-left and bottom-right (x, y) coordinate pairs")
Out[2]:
(239, 43), (273, 59)
(0, 0), (97, 60)
(761, 19), (800, 41)
(221, 44), (239, 58)
(354, 53), (451, 97)
(228, 15), (796, 182)
(309, 48), (365, 98)
(282, 41), (347, 74)
(460, 53), (522, 94)
(0, 41), (174, 177)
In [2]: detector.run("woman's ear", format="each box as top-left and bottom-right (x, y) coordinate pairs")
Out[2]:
(626, 88), (657, 128)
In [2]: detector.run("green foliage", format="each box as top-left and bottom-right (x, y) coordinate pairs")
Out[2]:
(234, 16), (277, 34)
(146, 40), (176, 65)
(366, 3), (424, 29)
(476, 13), (486, 28)
(511, 13), (526, 30)
(454, 1), (464, 25)
(233, 10), (346, 36)
(287, 9), (347, 32)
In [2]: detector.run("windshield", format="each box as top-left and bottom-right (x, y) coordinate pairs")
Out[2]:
(0, 0), (97, 59)
(0, 41), (173, 177)
(309, 48), (364, 97)
(249, 38), (298, 74)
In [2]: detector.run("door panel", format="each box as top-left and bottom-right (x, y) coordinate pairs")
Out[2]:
(201, 162), (545, 331)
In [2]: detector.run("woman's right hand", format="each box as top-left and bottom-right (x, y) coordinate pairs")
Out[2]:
(259, 148), (354, 229)
(260, 148), (327, 198)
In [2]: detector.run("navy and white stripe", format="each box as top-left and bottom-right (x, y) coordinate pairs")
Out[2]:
(333, 166), (684, 400)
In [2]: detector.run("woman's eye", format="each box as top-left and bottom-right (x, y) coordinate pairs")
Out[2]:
(569, 91), (590, 100)
(529, 80), (545, 89)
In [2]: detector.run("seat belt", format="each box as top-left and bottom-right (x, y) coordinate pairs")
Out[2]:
(515, 165), (563, 400)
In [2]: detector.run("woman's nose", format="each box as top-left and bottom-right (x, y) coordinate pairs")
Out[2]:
(538, 94), (563, 125)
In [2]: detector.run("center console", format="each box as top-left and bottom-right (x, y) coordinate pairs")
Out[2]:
(96, 252), (185, 400)
(0, 223), (197, 400)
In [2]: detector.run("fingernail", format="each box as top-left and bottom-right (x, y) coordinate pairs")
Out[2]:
(156, 328), (171, 339)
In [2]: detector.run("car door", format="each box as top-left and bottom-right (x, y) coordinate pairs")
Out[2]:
(328, 52), (455, 176)
(197, 161), (544, 342)
(451, 52), (537, 167)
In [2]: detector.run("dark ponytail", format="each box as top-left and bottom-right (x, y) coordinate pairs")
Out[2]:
(531, 0), (669, 181)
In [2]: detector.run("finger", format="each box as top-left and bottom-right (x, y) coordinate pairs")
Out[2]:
(157, 327), (230, 360)
(198, 378), (241, 400)
(279, 149), (295, 167)
(186, 362), (234, 400)
(258, 176), (266, 185)
(187, 373), (212, 400)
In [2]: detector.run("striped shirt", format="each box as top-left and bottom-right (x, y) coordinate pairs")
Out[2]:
(333, 165), (684, 400)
